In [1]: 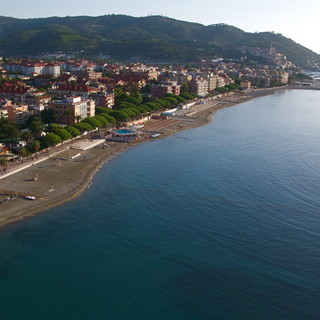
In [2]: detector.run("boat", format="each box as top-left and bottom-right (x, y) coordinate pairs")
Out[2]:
(150, 133), (161, 138)
(25, 196), (37, 200)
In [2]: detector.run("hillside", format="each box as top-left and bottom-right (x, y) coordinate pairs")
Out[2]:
(0, 15), (319, 69)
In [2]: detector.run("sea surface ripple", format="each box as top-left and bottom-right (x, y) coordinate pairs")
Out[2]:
(0, 89), (320, 319)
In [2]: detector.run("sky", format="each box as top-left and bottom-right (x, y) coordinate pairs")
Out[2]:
(2, 0), (320, 54)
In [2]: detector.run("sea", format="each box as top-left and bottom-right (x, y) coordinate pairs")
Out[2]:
(0, 89), (320, 320)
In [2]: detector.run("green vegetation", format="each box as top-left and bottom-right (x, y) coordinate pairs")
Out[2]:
(40, 132), (61, 148)
(0, 157), (8, 171)
(82, 117), (102, 128)
(288, 72), (313, 84)
(46, 124), (72, 141)
(180, 92), (198, 100)
(65, 126), (80, 137)
(73, 122), (93, 133)
(0, 15), (318, 69)
(214, 82), (240, 94)
(0, 118), (19, 140)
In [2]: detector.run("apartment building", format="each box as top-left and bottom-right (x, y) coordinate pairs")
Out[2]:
(150, 80), (181, 99)
(48, 96), (95, 125)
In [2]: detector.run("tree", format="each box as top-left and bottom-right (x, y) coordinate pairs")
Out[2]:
(96, 107), (111, 115)
(174, 95), (186, 103)
(18, 147), (28, 162)
(0, 119), (20, 140)
(65, 126), (80, 137)
(0, 157), (8, 171)
(132, 90), (143, 104)
(54, 128), (72, 141)
(93, 115), (108, 128)
(127, 96), (140, 105)
(30, 118), (44, 139)
(137, 105), (151, 113)
(127, 108), (141, 116)
(82, 117), (102, 128)
(46, 124), (72, 141)
(180, 92), (195, 100)
(163, 97), (179, 105)
(40, 133), (62, 148)
(180, 82), (190, 93)
(73, 122), (93, 133)
(101, 114), (116, 124)
(21, 130), (33, 145)
(114, 86), (129, 106)
(31, 140), (41, 158)
(46, 123), (61, 132)
(121, 109), (136, 118)
(40, 109), (57, 124)
(109, 110), (130, 122)
(116, 101), (137, 110)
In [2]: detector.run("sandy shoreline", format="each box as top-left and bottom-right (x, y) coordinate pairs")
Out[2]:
(0, 87), (281, 228)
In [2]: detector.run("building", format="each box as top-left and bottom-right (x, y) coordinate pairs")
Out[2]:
(0, 100), (10, 118)
(71, 70), (103, 81)
(26, 92), (51, 112)
(7, 103), (30, 125)
(0, 82), (35, 104)
(113, 74), (148, 89)
(44, 63), (61, 76)
(48, 96), (95, 125)
(89, 91), (115, 109)
(279, 71), (289, 84)
(2, 60), (61, 76)
(56, 73), (78, 85)
(48, 84), (99, 100)
(190, 77), (208, 97)
(206, 74), (217, 91)
(150, 80), (181, 99)
(240, 80), (251, 90)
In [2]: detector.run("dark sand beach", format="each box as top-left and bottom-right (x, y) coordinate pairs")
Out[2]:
(0, 88), (280, 227)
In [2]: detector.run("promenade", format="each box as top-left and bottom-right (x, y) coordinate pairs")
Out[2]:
(0, 130), (102, 180)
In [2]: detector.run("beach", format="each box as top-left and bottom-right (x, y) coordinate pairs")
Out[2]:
(0, 88), (280, 227)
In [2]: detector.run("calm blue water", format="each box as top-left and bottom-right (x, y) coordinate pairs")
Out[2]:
(1, 89), (320, 319)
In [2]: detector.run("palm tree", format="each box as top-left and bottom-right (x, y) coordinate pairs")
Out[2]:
(21, 130), (33, 146)
(21, 130), (33, 149)
(30, 118), (44, 140)
(31, 140), (41, 159)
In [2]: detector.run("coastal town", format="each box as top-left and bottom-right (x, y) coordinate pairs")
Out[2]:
(0, 54), (316, 226)
(1, 5), (320, 318)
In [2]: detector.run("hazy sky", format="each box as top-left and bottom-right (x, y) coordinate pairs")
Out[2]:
(3, 0), (320, 54)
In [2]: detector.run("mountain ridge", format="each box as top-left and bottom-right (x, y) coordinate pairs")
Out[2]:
(0, 15), (319, 69)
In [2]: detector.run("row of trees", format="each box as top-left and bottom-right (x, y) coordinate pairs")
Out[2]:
(0, 111), (117, 158)
(105, 87), (198, 122)
(33, 112), (118, 149)
(214, 82), (240, 94)
(0, 85), (200, 156)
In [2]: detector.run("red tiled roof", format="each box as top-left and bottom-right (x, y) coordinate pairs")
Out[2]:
(0, 85), (32, 94)
(35, 74), (52, 79)
(55, 84), (97, 92)
(114, 74), (148, 82)
(56, 74), (77, 81)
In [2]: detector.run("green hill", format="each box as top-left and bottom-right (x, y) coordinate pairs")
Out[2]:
(0, 15), (319, 69)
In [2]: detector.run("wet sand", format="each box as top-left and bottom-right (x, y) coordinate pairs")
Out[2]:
(0, 88), (280, 227)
